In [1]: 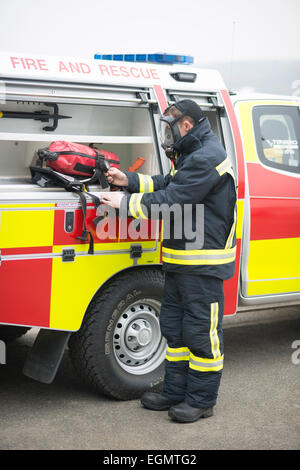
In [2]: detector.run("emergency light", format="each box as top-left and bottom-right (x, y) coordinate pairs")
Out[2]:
(94, 53), (194, 65)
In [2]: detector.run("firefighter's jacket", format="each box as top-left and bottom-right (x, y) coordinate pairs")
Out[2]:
(123, 117), (237, 280)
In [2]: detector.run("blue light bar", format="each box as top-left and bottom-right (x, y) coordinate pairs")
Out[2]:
(94, 53), (194, 65)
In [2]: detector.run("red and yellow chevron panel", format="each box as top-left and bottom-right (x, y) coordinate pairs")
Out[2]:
(0, 246), (52, 327)
(0, 202), (161, 330)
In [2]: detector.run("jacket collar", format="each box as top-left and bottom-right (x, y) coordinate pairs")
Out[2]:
(172, 117), (211, 155)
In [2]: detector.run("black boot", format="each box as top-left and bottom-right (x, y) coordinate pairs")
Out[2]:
(168, 402), (213, 423)
(141, 392), (182, 411)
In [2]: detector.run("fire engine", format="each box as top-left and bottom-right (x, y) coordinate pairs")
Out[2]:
(0, 52), (299, 399)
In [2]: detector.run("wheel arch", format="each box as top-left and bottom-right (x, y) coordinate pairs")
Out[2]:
(68, 263), (166, 399)
(77, 263), (164, 332)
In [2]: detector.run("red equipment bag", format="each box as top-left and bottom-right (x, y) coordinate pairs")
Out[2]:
(37, 141), (120, 185)
(31, 142), (120, 255)
(47, 141), (120, 177)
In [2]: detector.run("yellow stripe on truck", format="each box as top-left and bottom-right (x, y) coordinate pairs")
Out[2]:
(248, 237), (300, 295)
(0, 204), (55, 248)
(236, 200), (244, 239)
(49, 242), (160, 331)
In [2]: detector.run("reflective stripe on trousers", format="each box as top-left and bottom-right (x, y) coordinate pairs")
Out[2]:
(165, 303), (224, 372)
(159, 272), (224, 407)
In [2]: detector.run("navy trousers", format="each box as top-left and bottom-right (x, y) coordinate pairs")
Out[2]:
(159, 272), (225, 408)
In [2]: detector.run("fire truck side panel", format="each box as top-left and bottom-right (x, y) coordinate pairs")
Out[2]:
(0, 246), (52, 327)
(0, 203), (53, 326)
(0, 203), (55, 247)
(0, 197), (161, 330)
(237, 100), (300, 299)
(49, 242), (161, 331)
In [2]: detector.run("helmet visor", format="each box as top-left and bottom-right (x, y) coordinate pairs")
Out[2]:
(159, 118), (175, 147)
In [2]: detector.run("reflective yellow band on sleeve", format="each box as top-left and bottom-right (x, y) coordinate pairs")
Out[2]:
(129, 193), (139, 219)
(138, 173), (145, 193)
(138, 174), (154, 193)
(189, 352), (224, 372)
(128, 193), (148, 219)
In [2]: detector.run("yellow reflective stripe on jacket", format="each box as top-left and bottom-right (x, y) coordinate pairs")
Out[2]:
(189, 352), (224, 372)
(170, 165), (178, 177)
(166, 346), (190, 362)
(162, 246), (236, 265)
(128, 193), (148, 219)
(225, 203), (237, 249)
(138, 174), (154, 193)
(209, 303), (221, 359)
(216, 156), (233, 176)
(216, 156), (236, 183)
(216, 157), (237, 249)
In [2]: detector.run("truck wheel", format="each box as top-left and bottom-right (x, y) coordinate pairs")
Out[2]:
(69, 268), (166, 400)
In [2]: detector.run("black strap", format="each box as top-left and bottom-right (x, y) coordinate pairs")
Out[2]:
(73, 162), (94, 175)
(37, 150), (110, 189)
(38, 149), (99, 161)
(85, 191), (105, 228)
(85, 155), (109, 189)
(70, 188), (95, 255)
(30, 165), (104, 255)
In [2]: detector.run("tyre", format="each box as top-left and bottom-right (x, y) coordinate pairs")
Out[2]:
(69, 268), (166, 400)
(0, 326), (30, 343)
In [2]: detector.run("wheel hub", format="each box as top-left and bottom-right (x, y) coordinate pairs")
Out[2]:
(126, 319), (153, 350)
(112, 299), (167, 374)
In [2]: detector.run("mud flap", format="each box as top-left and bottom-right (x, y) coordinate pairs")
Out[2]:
(23, 329), (71, 384)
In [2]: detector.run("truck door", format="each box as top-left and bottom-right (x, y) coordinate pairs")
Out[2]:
(237, 99), (300, 302)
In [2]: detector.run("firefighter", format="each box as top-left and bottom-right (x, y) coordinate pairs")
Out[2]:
(102, 99), (237, 423)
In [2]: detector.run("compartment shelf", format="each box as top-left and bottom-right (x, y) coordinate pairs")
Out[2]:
(0, 133), (153, 144)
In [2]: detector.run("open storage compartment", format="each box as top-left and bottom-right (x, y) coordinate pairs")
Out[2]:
(0, 80), (161, 195)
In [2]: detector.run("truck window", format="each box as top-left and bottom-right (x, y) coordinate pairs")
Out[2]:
(253, 105), (300, 174)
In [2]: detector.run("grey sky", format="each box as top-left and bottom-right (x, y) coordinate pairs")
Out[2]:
(0, 0), (299, 94)
(0, 0), (299, 63)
